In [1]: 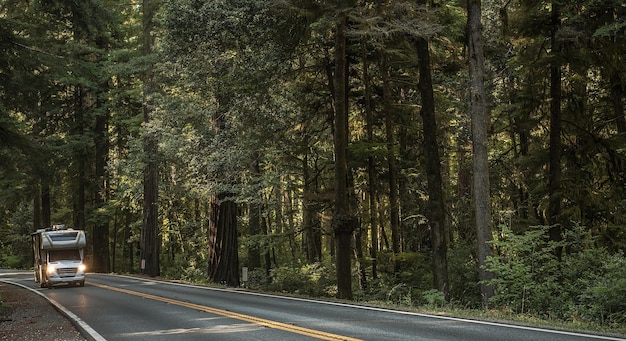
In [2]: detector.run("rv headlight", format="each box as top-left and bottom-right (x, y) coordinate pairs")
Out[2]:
(47, 265), (56, 274)
(78, 264), (86, 273)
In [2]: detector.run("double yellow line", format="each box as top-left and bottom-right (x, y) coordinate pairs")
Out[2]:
(89, 282), (361, 341)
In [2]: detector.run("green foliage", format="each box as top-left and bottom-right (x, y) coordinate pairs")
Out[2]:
(486, 224), (626, 326)
(0, 254), (22, 269)
(160, 252), (207, 283)
(421, 289), (446, 308)
(386, 283), (415, 306)
(486, 226), (562, 315)
(447, 245), (481, 307)
(247, 262), (336, 297)
(0, 203), (33, 269)
(375, 251), (432, 290)
(574, 251), (626, 326)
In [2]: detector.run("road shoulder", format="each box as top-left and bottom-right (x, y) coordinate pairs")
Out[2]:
(0, 282), (88, 341)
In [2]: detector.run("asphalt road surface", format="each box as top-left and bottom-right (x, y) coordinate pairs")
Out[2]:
(1, 270), (624, 341)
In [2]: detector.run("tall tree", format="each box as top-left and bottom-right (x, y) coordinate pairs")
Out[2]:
(333, 5), (355, 300)
(362, 39), (378, 280)
(90, 5), (115, 274)
(140, 0), (161, 277)
(467, 0), (494, 307)
(382, 53), (401, 272)
(206, 94), (240, 287)
(548, 0), (563, 258)
(415, 1), (448, 297)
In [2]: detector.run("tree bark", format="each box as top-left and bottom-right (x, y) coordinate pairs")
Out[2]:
(467, 0), (494, 307)
(303, 154), (322, 263)
(140, 0), (160, 277)
(41, 179), (51, 228)
(208, 193), (240, 287)
(416, 34), (448, 297)
(73, 87), (86, 232)
(333, 8), (354, 300)
(382, 53), (401, 272)
(92, 103), (110, 273)
(33, 181), (41, 230)
(362, 40), (378, 280)
(248, 152), (262, 270)
(548, 1), (562, 259)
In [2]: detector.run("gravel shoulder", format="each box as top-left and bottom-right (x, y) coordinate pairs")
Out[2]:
(0, 282), (87, 341)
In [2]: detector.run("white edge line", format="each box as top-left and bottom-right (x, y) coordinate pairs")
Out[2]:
(109, 273), (626, 341)
(0, 279), (107, 341)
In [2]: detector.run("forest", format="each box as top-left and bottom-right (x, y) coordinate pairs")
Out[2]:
(1, 0), (625, 330)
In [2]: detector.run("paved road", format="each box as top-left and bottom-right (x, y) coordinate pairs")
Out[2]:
(1, 270), (624, 341)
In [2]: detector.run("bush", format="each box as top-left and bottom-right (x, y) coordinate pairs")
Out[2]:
(576, 251), (626, 326)
(486, 226), (562, 315)
(447, 245), (481, 307)
(253, 262), (336, 297)
(486, 224), (626, 325)
(0, 253), (24, 269)
(386, 283), (413, 305)
(422, 289), (446, 308)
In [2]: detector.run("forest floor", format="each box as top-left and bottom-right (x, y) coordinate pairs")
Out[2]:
(0, 282), (87, 341)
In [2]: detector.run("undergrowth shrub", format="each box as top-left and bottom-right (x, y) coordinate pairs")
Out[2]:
(248, 262), (336, 297)
(421, 289), (446, 308)
(576, 251), (626, 326)
(486, 224), (626, 326)
(447, 245), (481, 308)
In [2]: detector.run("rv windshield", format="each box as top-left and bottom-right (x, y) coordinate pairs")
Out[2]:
(49, 249), (81, 262)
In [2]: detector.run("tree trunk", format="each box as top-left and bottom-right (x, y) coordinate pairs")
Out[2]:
(140, 0), (160, 277)
(208, 193), (240, 287)
(41, 179), (51, 228)
(416, 34), (448, 297)
(362, 40), (378, 280)
(612, 75), (626, 134)
(382, 54), (401, 272)
(248, 152), (262, 270)
(33, 181), (41, 230)
(263, 215), (272, 279)
(111, 212), (118, 273)
(548, 1), (562, 259)
(73, 87), (86, 232)
(333, 8), (354, 300)
(92, 96), (110, 273)
(467, 0), (494, 307)
(303, 154), (322, 263)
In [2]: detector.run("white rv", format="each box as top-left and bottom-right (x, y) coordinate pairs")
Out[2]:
(32, 225), (87, 288)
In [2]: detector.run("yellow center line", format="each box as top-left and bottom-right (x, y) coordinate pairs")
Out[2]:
(88, 281), (362, 341)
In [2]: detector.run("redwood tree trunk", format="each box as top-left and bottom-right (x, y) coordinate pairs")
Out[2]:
(362, 40), (378, 280)
(468, 0), (494, 307)
(416, 34), (448, 297)
(333, 8), (354, 300)
(140, 0), (160, 277)
(41, 179), (51, 228)
(382, 54), (400, 272)
(92, 104), (110, 273)
(303, 154), (322, 264)
(548, 1), (562, 259)
(208, 193), (240, 287)
(248, 153), (262, 270)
